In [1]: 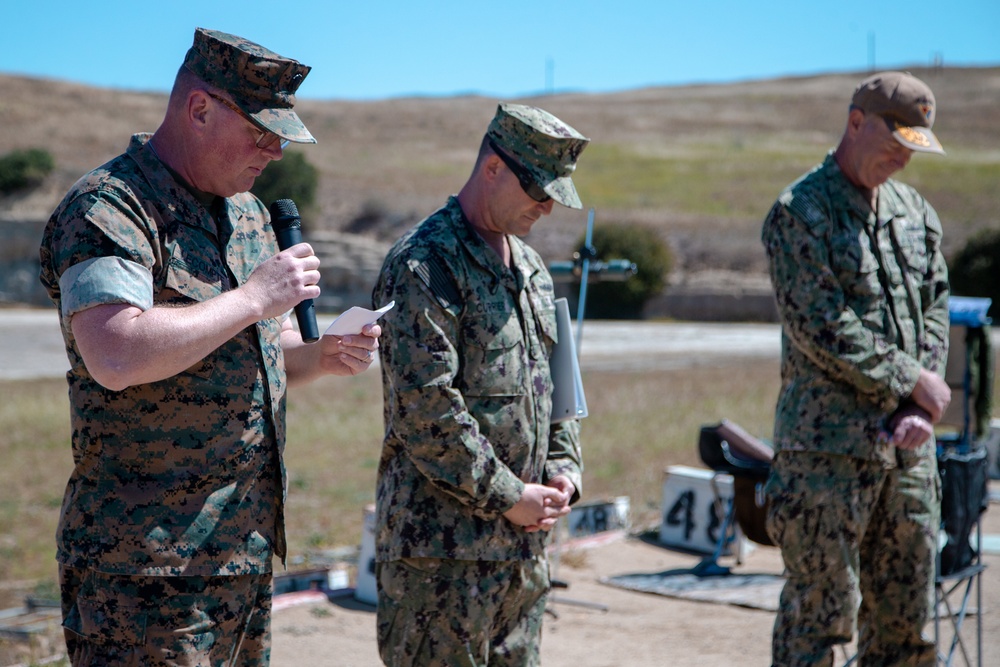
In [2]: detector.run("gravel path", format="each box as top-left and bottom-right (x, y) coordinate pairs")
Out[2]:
(0, 308), (783, 380)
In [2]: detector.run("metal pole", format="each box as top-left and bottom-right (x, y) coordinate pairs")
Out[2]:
(575, 208), (595, 353)
(547, 207), (609, 615)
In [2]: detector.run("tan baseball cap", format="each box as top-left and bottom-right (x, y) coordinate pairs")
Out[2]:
(851, 71), (943, 154)
(485, 103), (590, 209)
(183, 28), (316, 145)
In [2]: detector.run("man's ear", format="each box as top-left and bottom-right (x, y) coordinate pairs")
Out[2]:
(482, 153), (504, 181)
(846, 107), (866, 137)
(188, 90), (211, 129)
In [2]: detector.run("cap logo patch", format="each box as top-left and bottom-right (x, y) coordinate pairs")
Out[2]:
(897, 126), (931, 148)
(919, 103), (933, 121)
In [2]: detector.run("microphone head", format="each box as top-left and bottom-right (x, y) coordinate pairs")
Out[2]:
(269, 198), (301, 230)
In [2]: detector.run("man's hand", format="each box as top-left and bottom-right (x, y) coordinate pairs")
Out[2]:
(317, 323), (381, 376)
(545, 475), (576, 506)
(886, 403), (935, 450)
(908, 368), (952, 424)
(503, 483), (572, 533)
(242, 243), (321, 321)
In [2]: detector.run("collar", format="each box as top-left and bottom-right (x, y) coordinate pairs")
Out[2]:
(821, 152), (903, 227)
(444, 196), (538, 290)
(128, 133), (220, 238)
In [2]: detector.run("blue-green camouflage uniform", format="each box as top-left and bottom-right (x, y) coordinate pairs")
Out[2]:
(372, 196), (583, 666)
(40, 133), (287, 664)
(761, 152), (949, 666)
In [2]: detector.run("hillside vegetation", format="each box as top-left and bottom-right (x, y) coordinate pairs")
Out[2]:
(1, 66), (998, 281)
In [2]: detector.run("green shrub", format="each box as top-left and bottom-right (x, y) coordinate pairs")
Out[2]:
(0, 148), (55, 194)
(949, 227), (1000, 317)
(573, 223), (672, 319)
(251, 150), (318, 214)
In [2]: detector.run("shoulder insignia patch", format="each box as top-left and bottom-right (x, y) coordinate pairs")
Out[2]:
(409, 258), (461, 310)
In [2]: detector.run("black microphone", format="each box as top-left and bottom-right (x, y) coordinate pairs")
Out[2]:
(268, 198), (320, 343)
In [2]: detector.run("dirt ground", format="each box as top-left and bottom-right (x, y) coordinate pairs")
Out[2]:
(270, 484), (1000, 667)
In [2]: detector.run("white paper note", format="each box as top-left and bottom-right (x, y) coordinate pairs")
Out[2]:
(323, 301), (395, 337)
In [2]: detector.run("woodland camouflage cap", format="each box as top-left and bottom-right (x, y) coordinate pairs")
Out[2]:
(183, 28), (316, 144)
(486, 103), (589, 209)
(851, 71), (943, 154)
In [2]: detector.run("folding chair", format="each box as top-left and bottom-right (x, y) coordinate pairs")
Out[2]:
(935, 446), (989, 666)
(694, 419), (774, 576)
(933, 296), (993, 667)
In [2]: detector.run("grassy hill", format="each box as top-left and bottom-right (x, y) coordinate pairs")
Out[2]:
(2, 66), (998, 283)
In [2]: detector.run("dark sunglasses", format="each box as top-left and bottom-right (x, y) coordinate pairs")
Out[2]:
(489, 140), (551, 203)
(207, 92), (290, 150)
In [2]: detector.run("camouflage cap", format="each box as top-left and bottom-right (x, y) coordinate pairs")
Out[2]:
(851, 71), (943, 154)
(183, 28), (316, 144)
(485, 103), (590, 209)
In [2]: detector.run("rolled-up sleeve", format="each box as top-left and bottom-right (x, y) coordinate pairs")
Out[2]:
(43, 185), (160, 317)
(59, 256), (154, 318)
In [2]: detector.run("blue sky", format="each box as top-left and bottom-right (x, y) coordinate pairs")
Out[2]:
(3, 1), (998, 100)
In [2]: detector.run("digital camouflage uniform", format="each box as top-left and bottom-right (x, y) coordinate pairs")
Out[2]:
(38, 27), (315, 666)
(761, 152), (949, 666)
(373, 105), (586, 665)
(40, 132), (285, 665)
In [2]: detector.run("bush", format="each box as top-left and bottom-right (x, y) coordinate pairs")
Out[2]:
(251, 150), (318, 215)
(949, 227), (1000, 317)
(573, 223), (672, 319)
(0, 148), (55, 194)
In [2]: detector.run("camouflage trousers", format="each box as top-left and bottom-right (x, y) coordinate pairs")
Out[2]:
(765, 450), (940, 667)
(59, 565), (272, 667)
(376, 556), (549, 667)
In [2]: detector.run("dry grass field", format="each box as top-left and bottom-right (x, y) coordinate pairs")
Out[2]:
(0, 358), (781, 609)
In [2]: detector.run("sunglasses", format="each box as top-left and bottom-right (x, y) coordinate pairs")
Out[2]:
(489, 140), (551, 203)
(207, 92), (290, 150)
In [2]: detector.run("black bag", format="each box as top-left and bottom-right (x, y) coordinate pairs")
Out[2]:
(937, 446), (989, 577)
(733, 476), (774, 547)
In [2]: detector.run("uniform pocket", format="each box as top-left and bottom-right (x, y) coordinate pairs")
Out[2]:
(461, 312), (526, 397)
(765, 452), (858, 549)
(63, 584), (147, 648)
(894, 217), (929, 275)
(831, 231), (882, 298)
